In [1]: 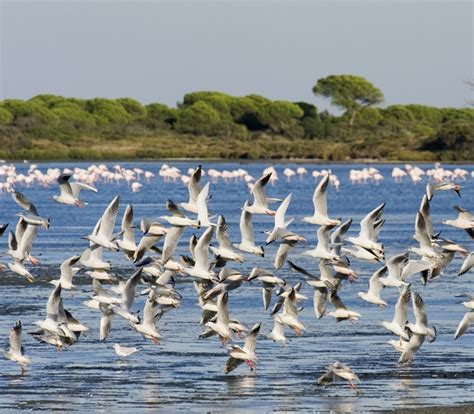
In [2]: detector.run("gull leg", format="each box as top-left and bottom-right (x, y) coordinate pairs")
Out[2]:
(75, 200), (86, 208)
(152, 337), (160, 345)
(30, 256), (40, 266)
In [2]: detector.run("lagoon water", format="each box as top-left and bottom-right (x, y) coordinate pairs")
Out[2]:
(0, 161), (473, 413)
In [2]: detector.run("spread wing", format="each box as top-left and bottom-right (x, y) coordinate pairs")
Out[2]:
(70, 182), (98, 197)
(312, 174), (329, 216)
(252, 173), (271, 207)
(12, 191), (38, 215)
(98, 195), (120, 238)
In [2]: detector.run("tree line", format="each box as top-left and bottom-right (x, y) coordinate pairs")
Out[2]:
(0, 75), (472, 160)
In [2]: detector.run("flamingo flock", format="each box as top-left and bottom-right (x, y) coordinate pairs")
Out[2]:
(0, 162), (472, 195)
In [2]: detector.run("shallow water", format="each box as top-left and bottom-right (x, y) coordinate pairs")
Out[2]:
(0, 161), (473, 413)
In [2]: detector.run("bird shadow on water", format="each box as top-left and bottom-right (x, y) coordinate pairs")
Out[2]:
(222, 374), (257, 397)
(2, 371), (28, 386)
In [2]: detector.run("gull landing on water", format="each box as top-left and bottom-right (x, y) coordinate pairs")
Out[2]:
(224, 322), (261, 374)
(3, 321), (30, 373)
(316, 361), (360, 390)
(54, 172), (98, 207)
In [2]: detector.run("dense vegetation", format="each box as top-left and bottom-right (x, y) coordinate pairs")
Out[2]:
(0, 75), (472, 161)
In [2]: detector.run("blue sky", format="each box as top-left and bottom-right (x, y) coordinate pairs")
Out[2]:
(1, 1), (472, 111)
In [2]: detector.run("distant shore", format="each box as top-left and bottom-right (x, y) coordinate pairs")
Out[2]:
(2, 157), (473, 165)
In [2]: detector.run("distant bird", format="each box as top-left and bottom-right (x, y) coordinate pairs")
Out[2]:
(54, 172), (98, 207)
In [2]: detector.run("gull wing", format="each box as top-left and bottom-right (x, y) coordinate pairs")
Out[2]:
(216, 215), (233, 250)
(9, 321), (23, 354)
(59, 255), (81, 283)
(412, 291), (428, 326)
(12, 191), (38, 215)
(252, 173), (272, 207)
(46, 284), (62, 320)
(283, 289), (298, 318)
(367, 265), (387, 296)
(359, 203), (385, 240)
(162, 226), (185, 264)
(414, 212), (431, 248)
(188, 165), (202, 204)
(166, 200), (186, 218)
(217, 293), (230, 327)
(98, 196), (120, 238)
(274, 193), (292, 229)
(70, 182), (98, 197)
(122, 268), (143, 310)
(121, 204), (135, 244)
(224, 356), (244, 374)
(239, 201), (255, 244)
(197, 182), (211, 226)
(194, 226), (213, 269)
(329, 291), (347, 311)
(243, 322), (261, 353)
(454, 311), (474, 339)
(311, 174), (329, 216)
(458, 252), (474, 276)
(454, 205), (473, 221)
